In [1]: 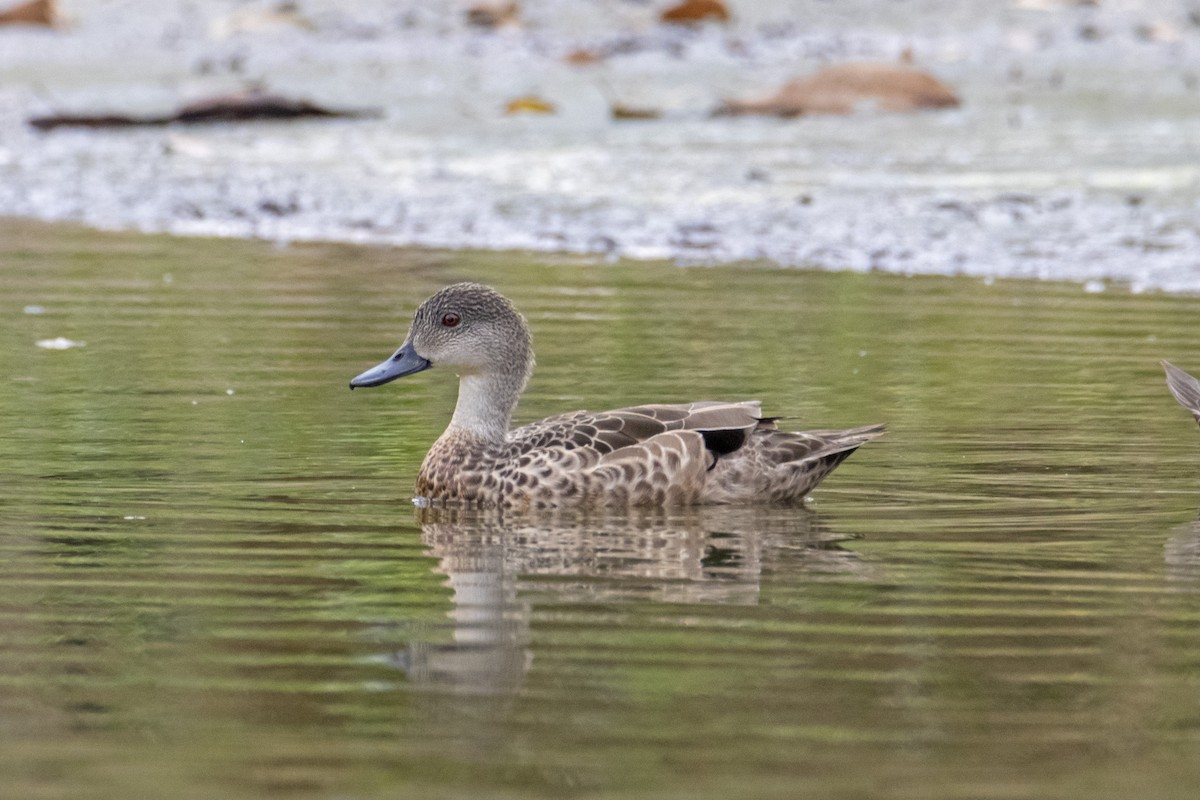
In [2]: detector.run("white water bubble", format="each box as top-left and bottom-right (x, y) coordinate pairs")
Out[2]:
(36, 337), (85, 350)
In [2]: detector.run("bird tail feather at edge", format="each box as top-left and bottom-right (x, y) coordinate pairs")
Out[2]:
(1163, 361), (1200, 425)
(802, 423), (887, 457)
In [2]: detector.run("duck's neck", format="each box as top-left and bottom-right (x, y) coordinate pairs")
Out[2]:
(447, 370), (523, 444)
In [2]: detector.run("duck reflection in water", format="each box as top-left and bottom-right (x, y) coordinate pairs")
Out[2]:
(1165, 518), (1200, 583)
(1161, 362), (1200, 581)
(388, 506), (877, 696)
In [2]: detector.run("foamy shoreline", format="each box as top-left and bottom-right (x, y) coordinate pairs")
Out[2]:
(2, 0), (1199, 291)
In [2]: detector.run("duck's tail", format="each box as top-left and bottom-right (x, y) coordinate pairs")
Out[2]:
(806, 423), (888, 454)
(1164, 361), (1200, 426)
(753, 423), (885, 503)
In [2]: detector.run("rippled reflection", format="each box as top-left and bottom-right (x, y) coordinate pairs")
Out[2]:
(1165, 516), (1200, 583)
(9, 225), (1200, 798)
(393, 507), (873, 696)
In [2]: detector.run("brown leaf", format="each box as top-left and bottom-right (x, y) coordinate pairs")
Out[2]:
(611, 103), (661, 120)
(0, 0), (56, 26)
(714, 62), (960, 117)
(504, 96), (556, 115)
(660, 0), (730, 25)
(564, 48), (604, 66)
(467, 1), (519, 29)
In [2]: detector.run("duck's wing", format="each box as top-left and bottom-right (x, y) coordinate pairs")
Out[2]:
(1164, 361), (1200, 426)
(587, 420), (886, 506)
(598, 400), (765, 455)
(508, 405), (882, 506)
(517, 401), (764, 456)
(588, 430), (712, 505)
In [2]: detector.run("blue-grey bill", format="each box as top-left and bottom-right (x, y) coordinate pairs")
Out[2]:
(349, 341), (431, 388)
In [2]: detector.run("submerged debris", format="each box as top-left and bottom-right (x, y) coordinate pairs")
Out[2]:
(714, 63), (961, 117)
(0, 0), (56, 26)
(28, 89), (376, 131)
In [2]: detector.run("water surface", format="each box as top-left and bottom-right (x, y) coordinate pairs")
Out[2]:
(3, 220), (1200, 798)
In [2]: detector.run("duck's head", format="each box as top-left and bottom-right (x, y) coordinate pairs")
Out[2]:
(350, 283), (533, 390)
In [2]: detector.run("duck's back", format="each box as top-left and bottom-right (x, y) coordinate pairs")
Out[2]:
(415, 401), (882, 509)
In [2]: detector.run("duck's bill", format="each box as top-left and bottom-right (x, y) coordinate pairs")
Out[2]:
(349, 342), (431, 388)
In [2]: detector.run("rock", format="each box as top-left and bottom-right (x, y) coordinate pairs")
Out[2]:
(0, 0), (56, 26)
(1010, 0), (1098, 8)
(467, 1), (519, 29)
(1136, 21), (1181, 43)
(564, 48), (604, 66)
(210, 2), (315, 39)
(660, 0), (730, 25)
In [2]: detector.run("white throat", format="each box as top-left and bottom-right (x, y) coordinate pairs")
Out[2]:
(448, 372), (515, 443)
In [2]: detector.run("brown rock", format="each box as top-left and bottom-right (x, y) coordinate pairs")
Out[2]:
(714, 63), (960, 117)
(467, 1), (519, 29)
(660, 0), (730, 25)
(564, 48), (604, 66)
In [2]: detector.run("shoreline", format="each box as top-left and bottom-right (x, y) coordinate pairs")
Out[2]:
(3, 0), (1200, 292)
(5, 214), (1187, 300)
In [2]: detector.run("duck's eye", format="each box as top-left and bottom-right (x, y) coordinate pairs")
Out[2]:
(441, 312), (461, 328)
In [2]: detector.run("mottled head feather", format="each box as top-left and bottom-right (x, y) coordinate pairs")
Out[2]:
(408, 282), (534, 384)
(401, 283), (536, 443)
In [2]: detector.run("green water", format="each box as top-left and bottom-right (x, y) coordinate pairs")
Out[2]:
(4, 219), (1200, 799)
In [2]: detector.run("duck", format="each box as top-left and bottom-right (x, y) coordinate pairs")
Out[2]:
(1164, 360), (1200, 426)
(350, 283), (884, 509)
